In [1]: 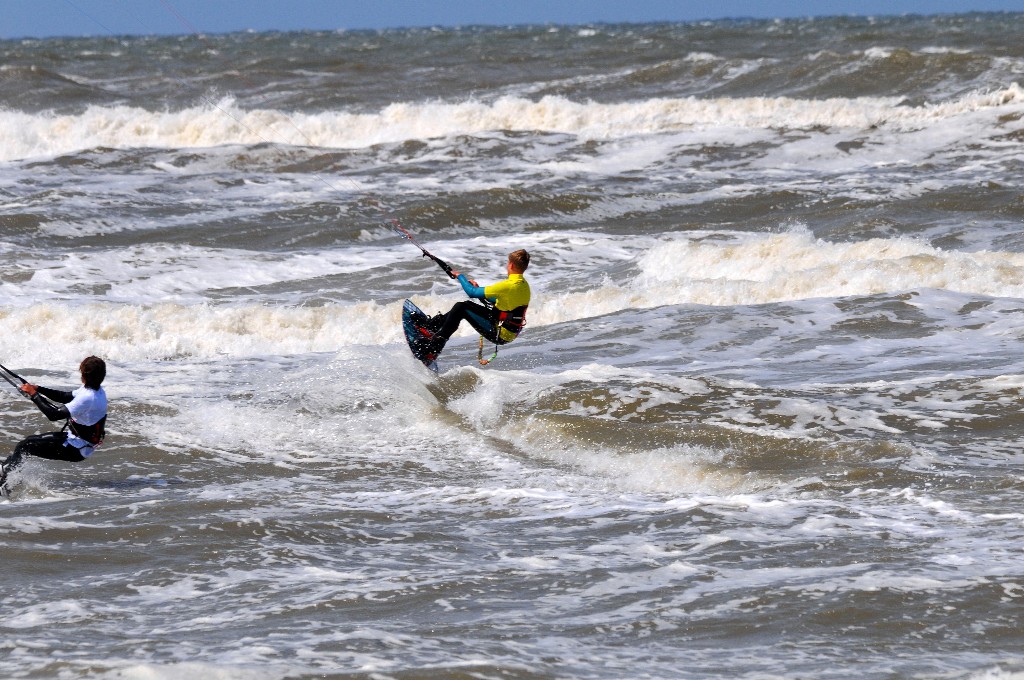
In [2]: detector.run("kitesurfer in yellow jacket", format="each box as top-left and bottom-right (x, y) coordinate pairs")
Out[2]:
(416, 249), (531, 363)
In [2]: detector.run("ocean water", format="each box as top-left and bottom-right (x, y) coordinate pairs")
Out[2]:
(2, 12), (1024, 679)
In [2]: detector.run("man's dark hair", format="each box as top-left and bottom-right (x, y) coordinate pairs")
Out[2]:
(80, 356), (106, 390)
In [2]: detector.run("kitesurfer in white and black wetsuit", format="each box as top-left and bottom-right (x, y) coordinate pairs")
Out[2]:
(0, 356), (108, 491)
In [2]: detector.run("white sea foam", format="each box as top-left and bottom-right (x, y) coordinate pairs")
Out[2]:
(529, 228), (1024, 327)
(632, 230), (1024, 304)
(94, 661), (295, 680)
(4, 228), (1024, 366)
(0, 301), (402, 365)
(0, 243), (412, 305)
(2, 85), (1022, 162)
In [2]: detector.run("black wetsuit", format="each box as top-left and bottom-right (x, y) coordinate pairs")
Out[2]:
(0, 386), (106, 488)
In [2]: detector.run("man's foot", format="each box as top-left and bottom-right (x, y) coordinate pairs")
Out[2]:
(424, 337), (446, 362)
(424, 314), (445, 333)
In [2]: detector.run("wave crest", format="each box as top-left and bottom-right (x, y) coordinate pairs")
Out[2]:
(3, 85), (1022, 162)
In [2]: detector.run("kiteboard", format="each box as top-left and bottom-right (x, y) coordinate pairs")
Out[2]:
(402, 300), (439, 373)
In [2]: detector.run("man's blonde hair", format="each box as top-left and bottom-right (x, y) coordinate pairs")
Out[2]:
(509, 249), (530, 272)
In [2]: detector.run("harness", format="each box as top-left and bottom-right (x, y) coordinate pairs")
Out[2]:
(478, 304), (528, 366)
(65, 415), (106, 448)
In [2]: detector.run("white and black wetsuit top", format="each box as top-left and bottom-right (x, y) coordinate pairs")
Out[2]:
(33, 385), (108, 457)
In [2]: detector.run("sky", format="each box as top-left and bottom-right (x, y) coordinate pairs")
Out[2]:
(3, 0), (1022, 39)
